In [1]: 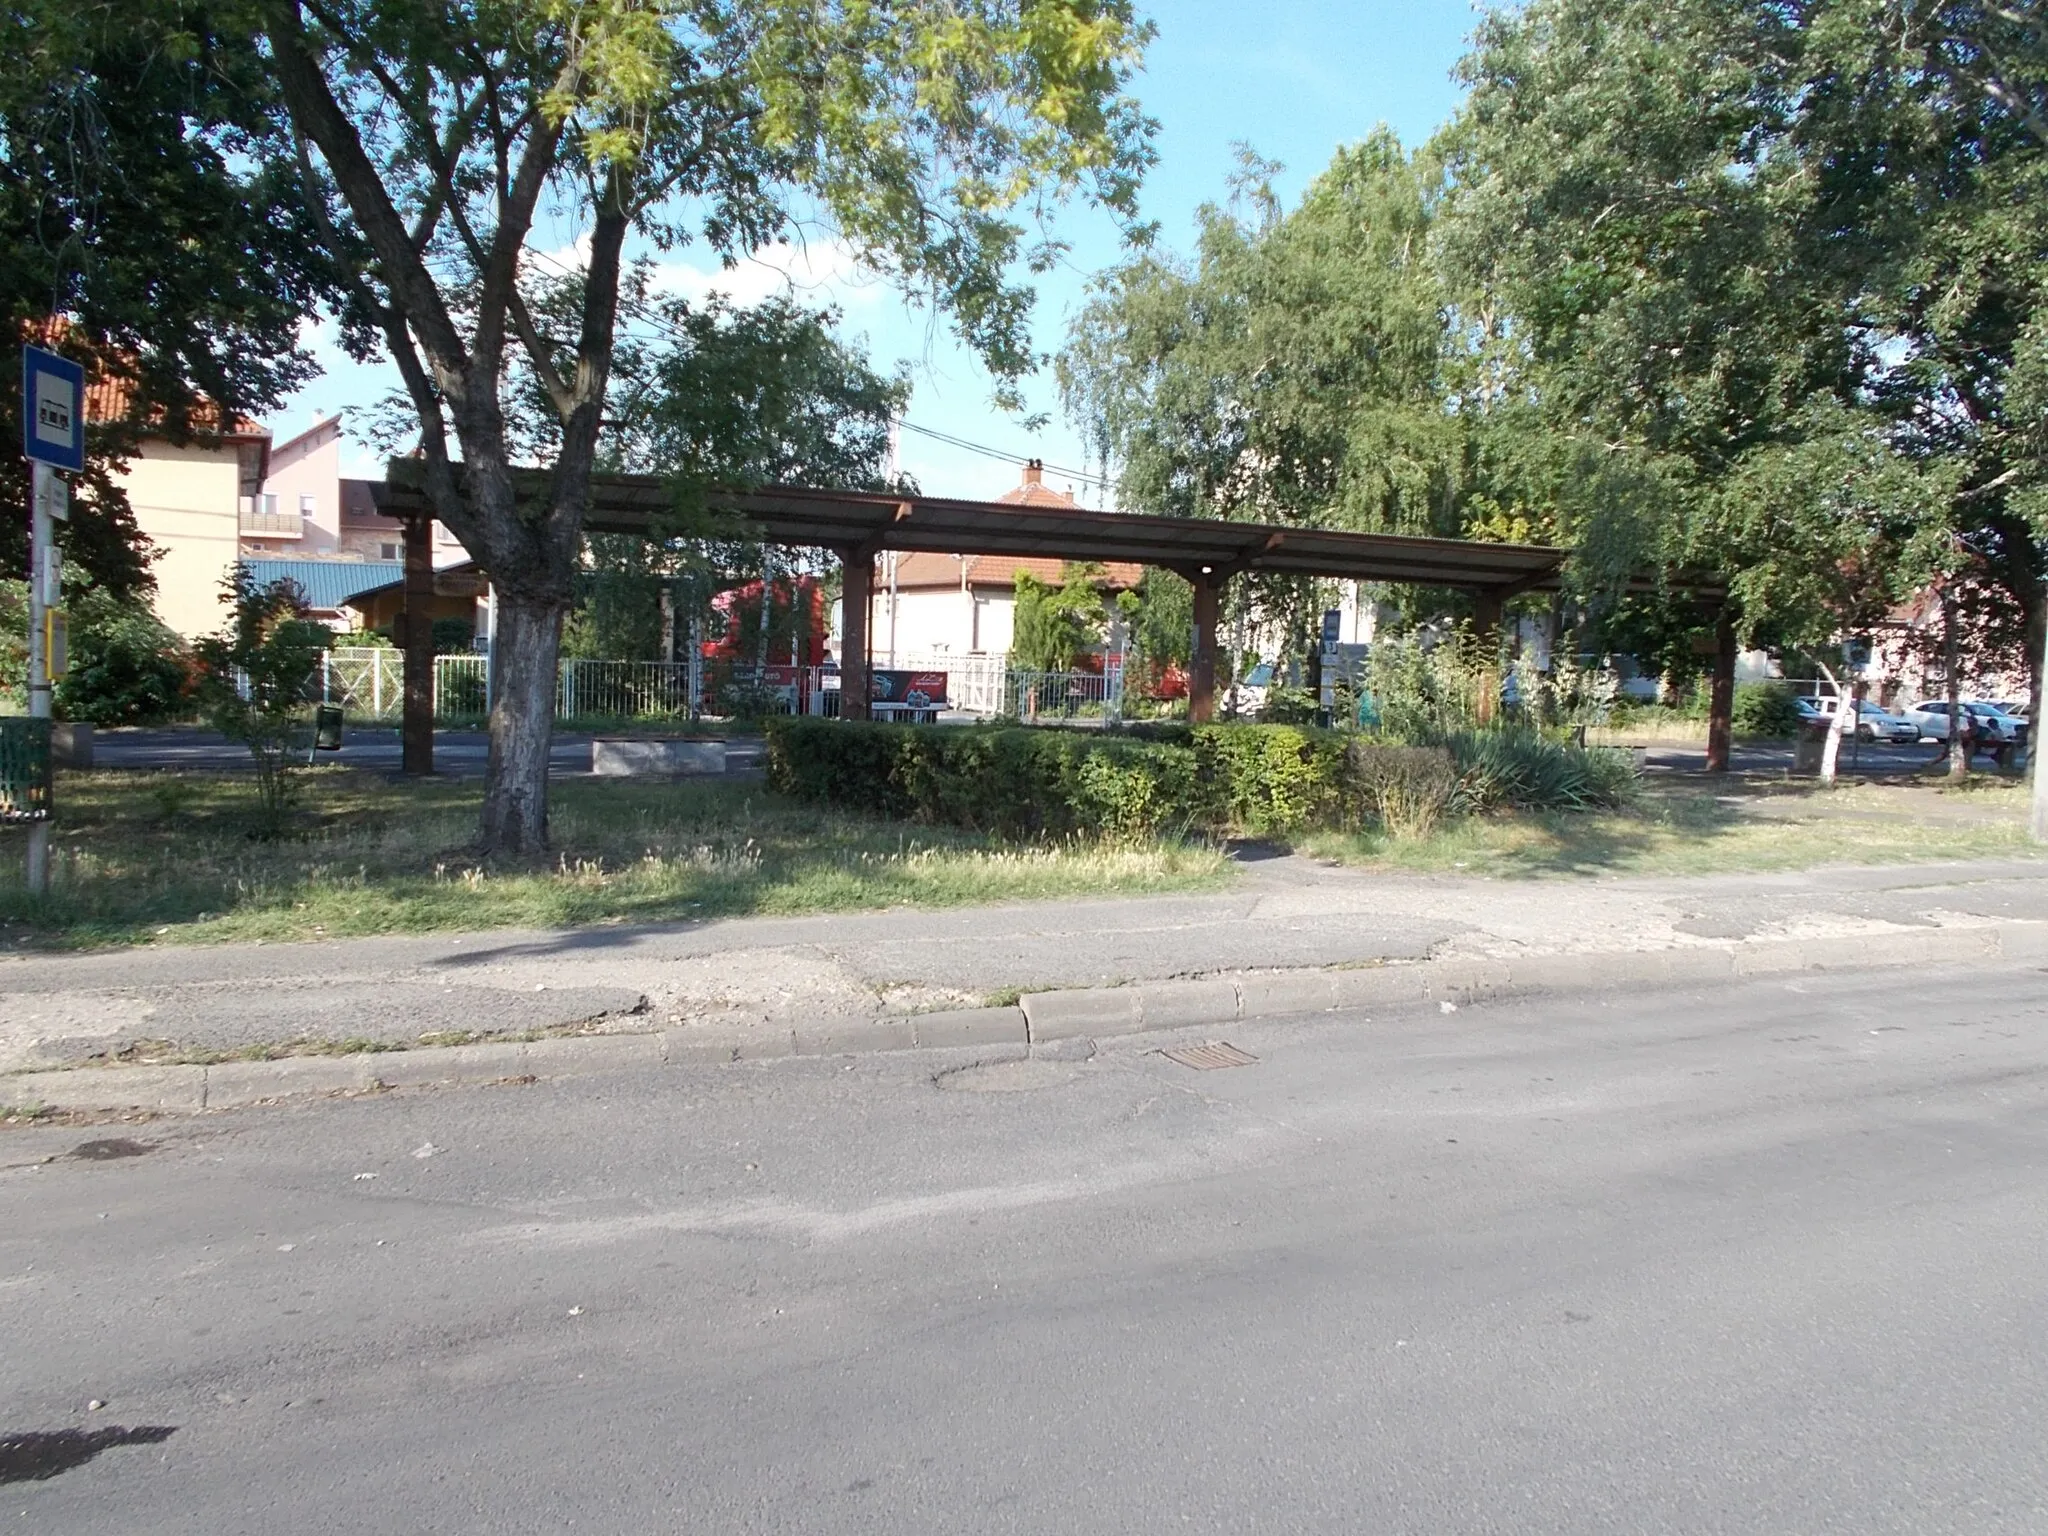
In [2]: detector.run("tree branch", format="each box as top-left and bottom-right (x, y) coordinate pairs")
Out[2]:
(265, 2), (470, 387)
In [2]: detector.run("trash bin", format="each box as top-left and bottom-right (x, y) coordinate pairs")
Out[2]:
(0, 717), (54, 822)
(313, 703), (345, 752)
(1792, 721), (1828, 776)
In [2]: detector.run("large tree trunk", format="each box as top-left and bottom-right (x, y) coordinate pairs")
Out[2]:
(482, 591), (567, 856)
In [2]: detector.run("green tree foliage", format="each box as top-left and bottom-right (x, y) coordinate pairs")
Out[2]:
(489, 282), (909, 662)
(1012, 564), (1111, 672)
(1440, 0), (2045, 696)
(1061, 135), (1457, 535)
(261, 0), (1155, 854)
(1, 1), (333, 593)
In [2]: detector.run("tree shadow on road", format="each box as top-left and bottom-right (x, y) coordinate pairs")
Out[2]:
(0, 1425), (176, 1484)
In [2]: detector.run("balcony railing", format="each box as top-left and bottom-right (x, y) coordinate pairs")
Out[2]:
(239, 510), (304, 537)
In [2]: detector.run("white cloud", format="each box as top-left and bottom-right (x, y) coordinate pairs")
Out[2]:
(649, 235), (886, 311)
(534, 229), (885, 313)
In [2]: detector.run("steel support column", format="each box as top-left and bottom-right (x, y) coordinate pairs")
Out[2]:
(840, 547), (873, 721)
(1189, 575), (1224, 724)
(1706, 610), (1738, 773)
(1471, 589), (1505, 725)
(401, 514), (435, 775)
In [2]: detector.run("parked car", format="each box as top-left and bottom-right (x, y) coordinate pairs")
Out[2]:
(1902, 700), (1960, 742)
(1966, 700), (2029, 745)
(1905, 699), (2028, 750)
(1798, 696), (1920, 743)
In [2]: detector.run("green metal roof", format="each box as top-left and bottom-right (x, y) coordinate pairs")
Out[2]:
(239, 559), (403, 611)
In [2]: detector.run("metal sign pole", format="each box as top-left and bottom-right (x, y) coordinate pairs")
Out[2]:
(20, 345), (82, 898)
(25, 463), (54, 894)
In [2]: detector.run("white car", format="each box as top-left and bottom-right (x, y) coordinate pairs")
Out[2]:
(1798, 697), (1919, 743)
(1905, 700), (2023, 746)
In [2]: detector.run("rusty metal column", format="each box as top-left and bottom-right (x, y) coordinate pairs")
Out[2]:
(840, 547), (873, 721)
(401, 514), (435, 775)
(1189, 574), (1223, 725)
(1471, 588), (1505, 725)
(1706, 609), (1737, 773)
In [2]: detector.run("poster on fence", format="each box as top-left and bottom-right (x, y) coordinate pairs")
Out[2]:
(870, 670), (948, 710)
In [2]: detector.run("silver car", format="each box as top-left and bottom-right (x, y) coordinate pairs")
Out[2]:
(1803, 697), (1919, 743)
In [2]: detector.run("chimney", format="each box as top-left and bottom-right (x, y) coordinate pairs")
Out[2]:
(1021, 458), (1043, 488)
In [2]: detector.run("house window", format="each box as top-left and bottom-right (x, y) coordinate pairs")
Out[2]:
(380, 542), (399, 561)
(261, 492), (279, 517)
(299, 492), (316, 517)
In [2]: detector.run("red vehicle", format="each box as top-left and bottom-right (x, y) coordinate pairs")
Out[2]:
(701, 574), (829, 668)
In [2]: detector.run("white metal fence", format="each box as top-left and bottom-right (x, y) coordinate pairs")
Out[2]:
(1005, 668), (1124, 724)
(317, 647), (1114, 724)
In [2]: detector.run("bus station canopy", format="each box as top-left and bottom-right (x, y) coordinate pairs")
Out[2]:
(371, 467), (1728, 741)
(375, 471), (1601, 595)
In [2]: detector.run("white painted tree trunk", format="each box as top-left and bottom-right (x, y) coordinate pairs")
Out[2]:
(1817, 661), (1852, 787)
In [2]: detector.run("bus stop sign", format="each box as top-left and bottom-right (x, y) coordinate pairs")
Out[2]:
(22, 345), (85, 471)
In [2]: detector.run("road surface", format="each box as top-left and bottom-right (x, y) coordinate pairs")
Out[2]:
(4, 965), (2045, 1532)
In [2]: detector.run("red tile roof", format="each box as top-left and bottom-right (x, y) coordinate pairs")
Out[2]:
(23, 317), (266, 437)
(884, 461), (1143, 590)
(889, 551), (1145, 592)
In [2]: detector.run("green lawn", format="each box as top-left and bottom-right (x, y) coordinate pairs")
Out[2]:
(0, 769), (1229, 948)
(1296, 776), (2045, 878)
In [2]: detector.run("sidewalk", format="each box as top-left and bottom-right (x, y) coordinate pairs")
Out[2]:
(7, 851), (2048, 1076)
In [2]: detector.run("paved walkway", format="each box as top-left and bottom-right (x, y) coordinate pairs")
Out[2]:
(6, 853), (2046, 1072)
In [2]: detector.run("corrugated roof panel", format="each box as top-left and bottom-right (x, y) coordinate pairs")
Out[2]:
(239, 559), (403, 611)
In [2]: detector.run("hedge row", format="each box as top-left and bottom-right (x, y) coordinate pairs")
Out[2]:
(764, 718), (1635, 840)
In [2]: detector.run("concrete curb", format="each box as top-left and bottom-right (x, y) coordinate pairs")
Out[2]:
(6, 921), (2040, 1116)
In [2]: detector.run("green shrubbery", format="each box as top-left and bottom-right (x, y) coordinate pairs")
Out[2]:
(1731, 681), (1802, 737)
(56, 590), (193, 725)
(766, 718), (1636, 843)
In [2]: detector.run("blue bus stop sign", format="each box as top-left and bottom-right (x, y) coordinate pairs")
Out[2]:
(22, 346), (85, 472)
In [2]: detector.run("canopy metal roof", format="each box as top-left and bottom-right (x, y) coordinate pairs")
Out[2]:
(372, 469), (1710, 597)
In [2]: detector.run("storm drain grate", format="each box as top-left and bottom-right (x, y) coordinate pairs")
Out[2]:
(1160, 1041), (1259, 1071)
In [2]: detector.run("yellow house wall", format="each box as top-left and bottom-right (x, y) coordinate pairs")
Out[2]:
(117, 442), (244, 638)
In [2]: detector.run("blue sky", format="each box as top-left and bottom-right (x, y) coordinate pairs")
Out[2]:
(280, 1), (1483, 496)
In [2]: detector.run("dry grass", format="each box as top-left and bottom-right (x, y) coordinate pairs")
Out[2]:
(0, 768), (1228, 949)
(1296, 774), (2043, 878)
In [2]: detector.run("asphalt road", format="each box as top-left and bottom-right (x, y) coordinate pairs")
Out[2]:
(85, 726), (766, 778)
(5, 966), (2046, 1533)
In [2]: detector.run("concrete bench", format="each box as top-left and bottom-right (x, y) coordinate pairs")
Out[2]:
(591, 737), (727, 777)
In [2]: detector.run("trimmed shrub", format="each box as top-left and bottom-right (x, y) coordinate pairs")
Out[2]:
(765, 717), (1639, 843)
(1191, 723), (1349, 836)
(765, 718), (1203, 840)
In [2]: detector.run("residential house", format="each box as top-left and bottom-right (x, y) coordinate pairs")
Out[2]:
(77, 383), (475, 635)
(78, 372), (270, 638)
(859, 462), (1145, 663)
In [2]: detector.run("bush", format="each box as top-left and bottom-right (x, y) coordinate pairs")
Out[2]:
(767, 718), (1641, 842)
(1437, 728), (1637, 813)
(767, 718), (1203, 840)
(1348, 743), (1458, 839)
(194, 573), (331, 834)
(1191, 723), (1348, 836)
(1731, 681), (1801, 737)
(55, 590), (192, 725)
